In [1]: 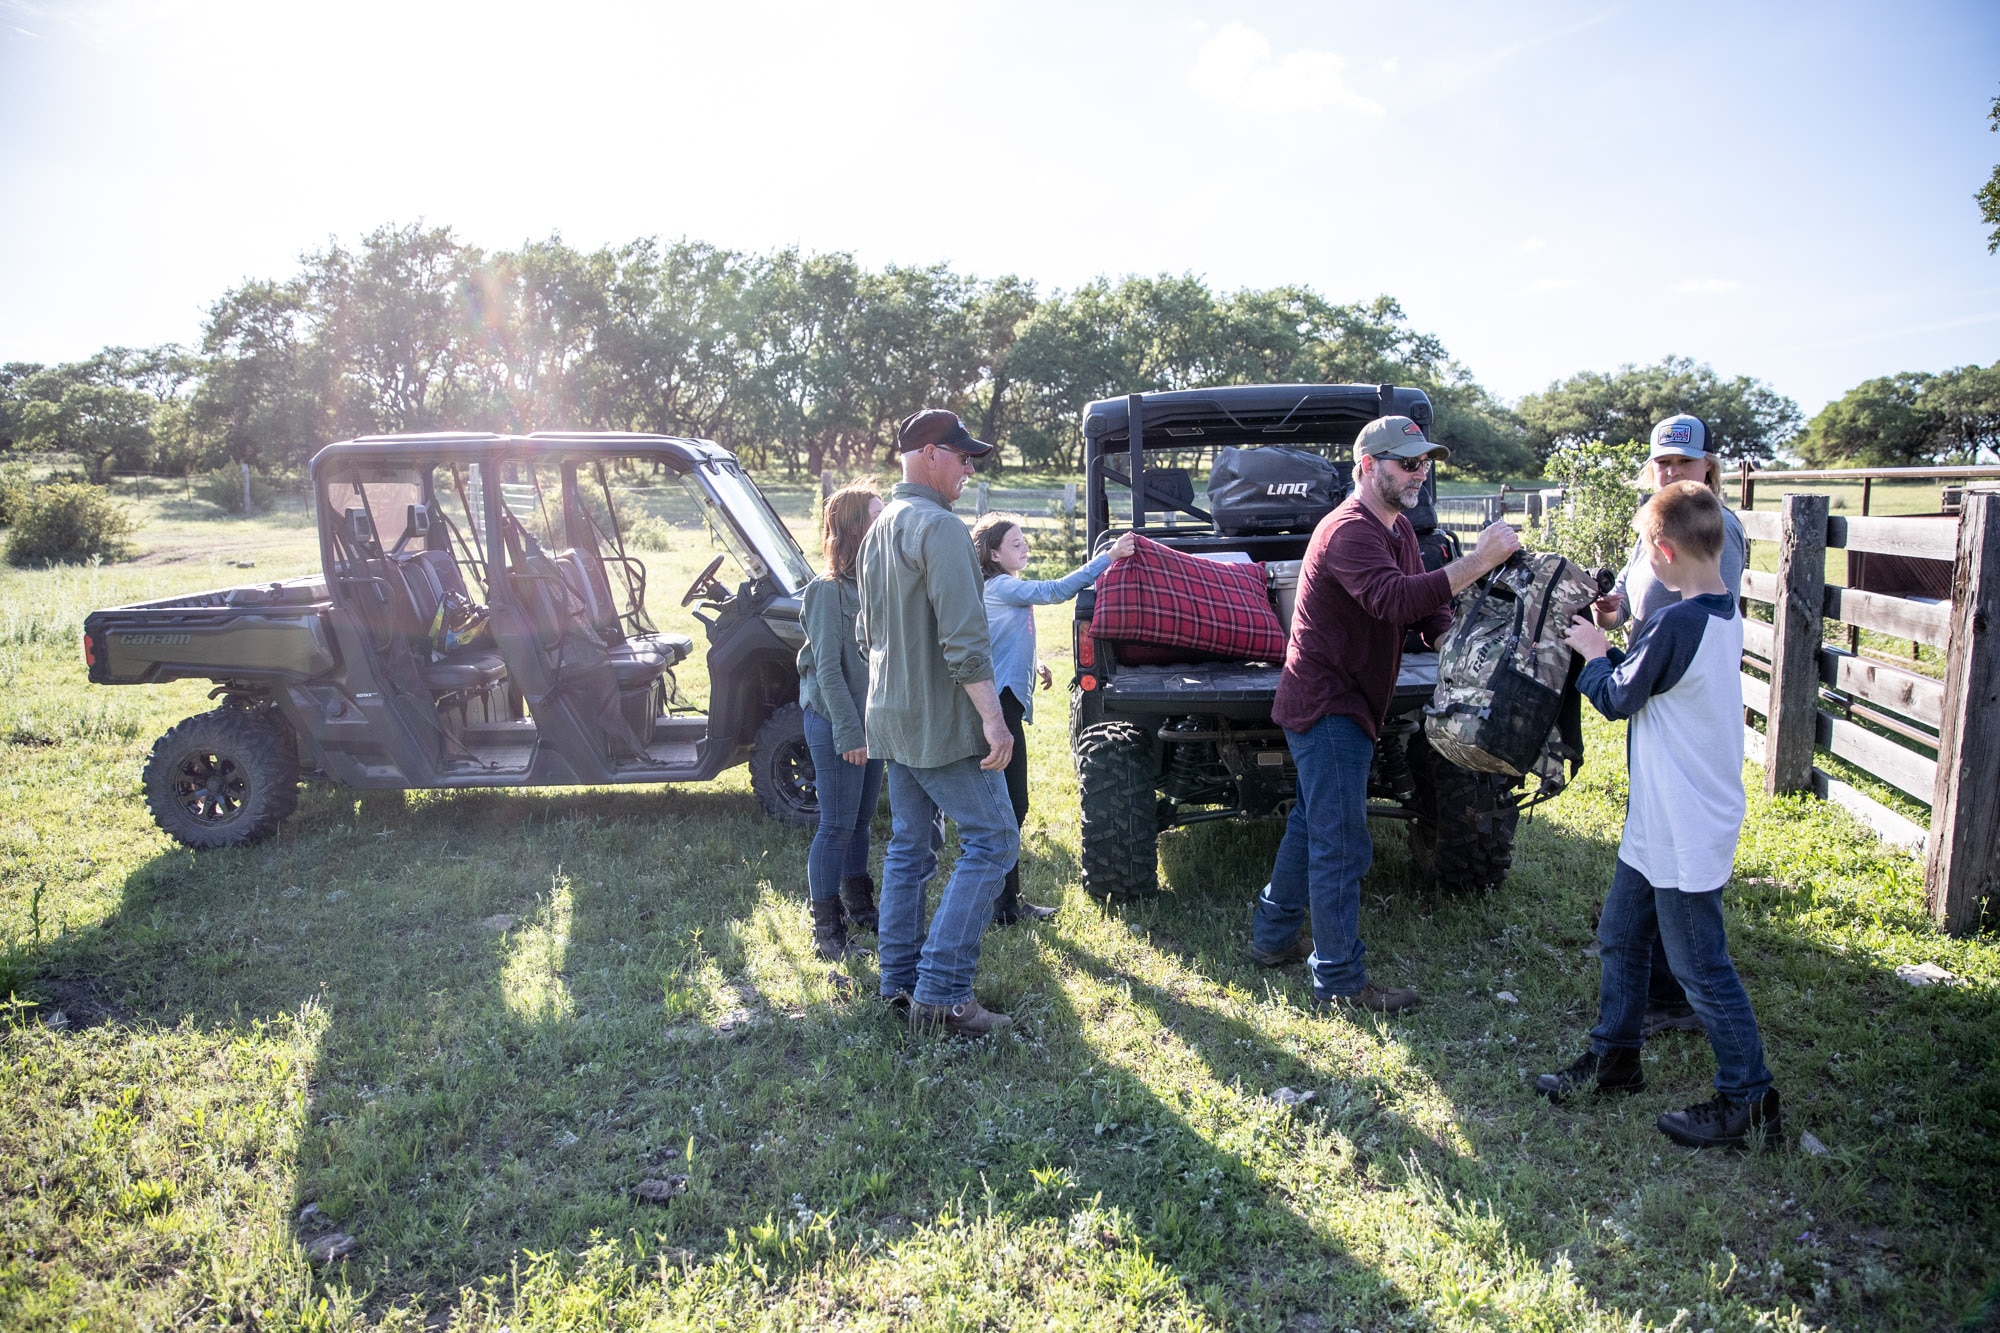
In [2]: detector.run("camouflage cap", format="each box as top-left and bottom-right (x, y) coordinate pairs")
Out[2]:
(1355, 415), (1450, 464)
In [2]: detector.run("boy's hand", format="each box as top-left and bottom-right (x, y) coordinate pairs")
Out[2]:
(1037, 662), (1053, 690)
(1107, 532), (1139, 560)
(1564, 615), (1610, 661)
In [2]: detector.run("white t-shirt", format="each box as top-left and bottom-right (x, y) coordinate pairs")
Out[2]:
(1577, 592), (1746, 892)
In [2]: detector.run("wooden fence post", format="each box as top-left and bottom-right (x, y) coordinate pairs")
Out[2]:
(820, 470), (836, 501)
(1925, 489), (2000, 933)
(974, 482), (990, 517)
(1765, 492), (1829, 795)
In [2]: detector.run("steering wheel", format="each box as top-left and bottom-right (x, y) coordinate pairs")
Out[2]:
(681, 554), (730, 607)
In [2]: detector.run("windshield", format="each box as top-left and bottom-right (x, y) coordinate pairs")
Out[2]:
(687, 462), (814, 593)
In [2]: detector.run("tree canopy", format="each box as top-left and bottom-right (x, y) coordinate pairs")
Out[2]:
(1793, 363), (2000, 466)
(1515, 356), (1801, 467)
(0, 223), (1539, 481)
(1980, 89), (2000, 253)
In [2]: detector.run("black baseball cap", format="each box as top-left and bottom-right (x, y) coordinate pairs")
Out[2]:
(898, 409), (994, 458)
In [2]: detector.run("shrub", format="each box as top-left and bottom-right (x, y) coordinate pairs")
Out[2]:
(1529, 437), (1649, 571)
(0, 466), (29, 527)
(196, 466), (277, 514)
(4, 482), (136, 566)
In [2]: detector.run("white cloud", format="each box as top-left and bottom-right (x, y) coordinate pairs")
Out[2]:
(1524, 277), (1584, 293)
(1191, 23), (1385, 118)
(1676, 277), (1741, 293)
(1520, 236), (1546, 253)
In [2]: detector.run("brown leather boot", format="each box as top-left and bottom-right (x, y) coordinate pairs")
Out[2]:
(908, 998), (1014, 1037)
(811, 896), (850, 961)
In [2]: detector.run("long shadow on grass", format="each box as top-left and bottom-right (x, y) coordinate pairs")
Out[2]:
(1115, 803), (2000, 1329)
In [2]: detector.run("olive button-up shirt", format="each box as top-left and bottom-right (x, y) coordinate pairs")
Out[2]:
(856, 481), (994, 769)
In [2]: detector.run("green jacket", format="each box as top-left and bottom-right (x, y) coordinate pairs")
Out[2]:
(797, 573), (868, 754)
(856, 481), (994, 769)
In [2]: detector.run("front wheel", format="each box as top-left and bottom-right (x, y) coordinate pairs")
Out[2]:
(1075, 721), (1161, 900)
(142, 708), (300, 849)
(1407, 729), (1520, 893)
(750, 703), (817, 827)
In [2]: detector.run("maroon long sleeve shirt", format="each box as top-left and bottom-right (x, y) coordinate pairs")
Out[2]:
(1272, 496), (1453, 739)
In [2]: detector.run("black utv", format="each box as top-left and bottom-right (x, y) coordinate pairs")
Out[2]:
(83, 432), (821, 848)
(1067, 384), (1550, 899)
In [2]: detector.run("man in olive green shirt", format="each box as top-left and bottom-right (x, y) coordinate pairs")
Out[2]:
(857, 409), (1019, 1037)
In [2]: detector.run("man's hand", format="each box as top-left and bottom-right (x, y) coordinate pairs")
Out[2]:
(1037, 662), (1053, 690)
(1473, 520), (1522, 571)
(1443, 521), (1525, 594)
(1564, 615), (1610, 661)
(841, 745), (869, 766)
(979, 713), (1014, 772)
(1591, 590), (1625, 629)
(1107, 531), (1139, 560)
(963, 678), (1014, 772)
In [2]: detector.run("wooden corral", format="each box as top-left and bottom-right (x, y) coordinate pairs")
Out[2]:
(1730, 471), (2000, 935)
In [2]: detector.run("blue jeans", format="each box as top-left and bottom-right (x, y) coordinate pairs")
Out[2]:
(1250, 712), (1375, 997)
(878, 756), (1019, 1007)
(802, 706), (883, 902)
(1591, 858), (1773, 1103)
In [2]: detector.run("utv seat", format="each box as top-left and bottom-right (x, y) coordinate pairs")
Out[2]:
(551, 549), (693, 684)
(391, 548), (507, 692)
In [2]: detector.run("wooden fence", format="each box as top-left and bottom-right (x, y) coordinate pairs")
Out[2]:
(1733, 487), (2000, 934)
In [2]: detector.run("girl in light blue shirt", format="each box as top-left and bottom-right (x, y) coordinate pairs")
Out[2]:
(971, 515), (1135, 925)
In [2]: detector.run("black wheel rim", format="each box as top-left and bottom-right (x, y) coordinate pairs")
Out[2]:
(775, 737), (817, 818)
(172, 750), (249, 827)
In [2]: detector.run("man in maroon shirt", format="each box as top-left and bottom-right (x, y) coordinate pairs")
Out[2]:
(1248, 415), (1522, 1012)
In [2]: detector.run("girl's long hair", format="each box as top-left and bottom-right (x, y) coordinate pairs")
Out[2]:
(970, 512), (1023, 580)
(821, 479), (881, 578)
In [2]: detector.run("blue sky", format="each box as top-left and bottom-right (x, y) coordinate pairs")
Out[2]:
(2, 0), (1996, 418)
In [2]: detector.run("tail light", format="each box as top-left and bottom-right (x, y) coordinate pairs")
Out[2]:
(1079, 674), (1098, 692)
(1076, 629), (1095, 668)
(82, 631), (97, 668)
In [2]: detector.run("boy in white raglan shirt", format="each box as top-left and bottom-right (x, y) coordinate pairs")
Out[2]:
(1536, 480), (1783, 1150)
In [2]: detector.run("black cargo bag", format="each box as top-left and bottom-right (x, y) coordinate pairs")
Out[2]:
(1208, 446), (1347, 535)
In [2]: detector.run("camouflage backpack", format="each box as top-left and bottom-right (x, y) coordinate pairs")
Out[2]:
(1424, 553), (1609, 779)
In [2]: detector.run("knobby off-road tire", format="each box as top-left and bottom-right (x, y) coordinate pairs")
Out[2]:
(1406, 729), (1520, 893)
(750, 703), (817, 828)
(142, 708), (300, 850)
(1075, 721), (1160, 900)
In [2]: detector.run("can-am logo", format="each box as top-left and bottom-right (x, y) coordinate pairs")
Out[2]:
(1265, 482), (1311, 498)
(115, 633), (191, 646)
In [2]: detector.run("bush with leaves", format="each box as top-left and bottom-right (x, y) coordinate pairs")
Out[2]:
(1529, 437), (1649, 571)
(195, 465), (276, 514)
(0, 464), (29, 527)
(4, 482), (136, 566)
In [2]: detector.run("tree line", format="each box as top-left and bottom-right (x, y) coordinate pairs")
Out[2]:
(8, 221), (1984, 487)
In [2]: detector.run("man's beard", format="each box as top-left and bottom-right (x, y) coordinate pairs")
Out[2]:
(1370, 466), (1421, 510)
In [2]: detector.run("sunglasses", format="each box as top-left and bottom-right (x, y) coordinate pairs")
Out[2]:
(1381, 454), (1432, 475)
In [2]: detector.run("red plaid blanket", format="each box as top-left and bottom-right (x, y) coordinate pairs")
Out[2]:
(1091, 535), (1286, 663)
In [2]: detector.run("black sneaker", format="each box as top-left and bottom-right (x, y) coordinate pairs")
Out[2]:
(1641, 1004), (1707, 1038)
(1248, 932), (1314, 968)
(1535, 1048), (1645, 1102)
(1657, 1089), (1783, 1150)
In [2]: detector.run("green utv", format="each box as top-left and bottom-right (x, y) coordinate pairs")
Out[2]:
(84, 433), (822, 848)
(1067, 384), (1577, 899)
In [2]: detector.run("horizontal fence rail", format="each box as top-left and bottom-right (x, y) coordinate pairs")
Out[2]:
(1738, 487), (2000, 933)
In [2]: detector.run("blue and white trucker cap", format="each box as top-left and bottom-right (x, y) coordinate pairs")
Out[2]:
(1649, 414), (1708, 461)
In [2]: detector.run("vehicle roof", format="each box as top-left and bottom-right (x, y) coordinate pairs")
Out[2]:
(1081, 383), (1433, 449)
(308, 431), (736, 478)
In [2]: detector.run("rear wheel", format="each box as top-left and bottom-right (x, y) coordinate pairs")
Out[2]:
(143, 708), (299, 849)
(1407, 729), (1519, 892)
(1075, 721), (1161, 900)
(750, 703), (817, 827)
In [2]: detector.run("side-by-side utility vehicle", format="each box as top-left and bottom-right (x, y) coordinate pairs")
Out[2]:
(84, 432), (821, 848)
(1069, 384), (1567, 899)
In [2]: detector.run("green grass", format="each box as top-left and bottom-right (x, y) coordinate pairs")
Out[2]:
(0, 499), (1996, 1331)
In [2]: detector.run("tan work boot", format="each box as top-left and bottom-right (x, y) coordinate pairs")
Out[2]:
(909, 998), (1014, 1037)
(1312, 980), (1421, 1015)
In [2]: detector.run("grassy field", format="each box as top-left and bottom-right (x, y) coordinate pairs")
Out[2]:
(1, 485), (1996, 1331)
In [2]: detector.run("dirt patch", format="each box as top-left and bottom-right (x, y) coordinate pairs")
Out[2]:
(27, 968), (133, 1030)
